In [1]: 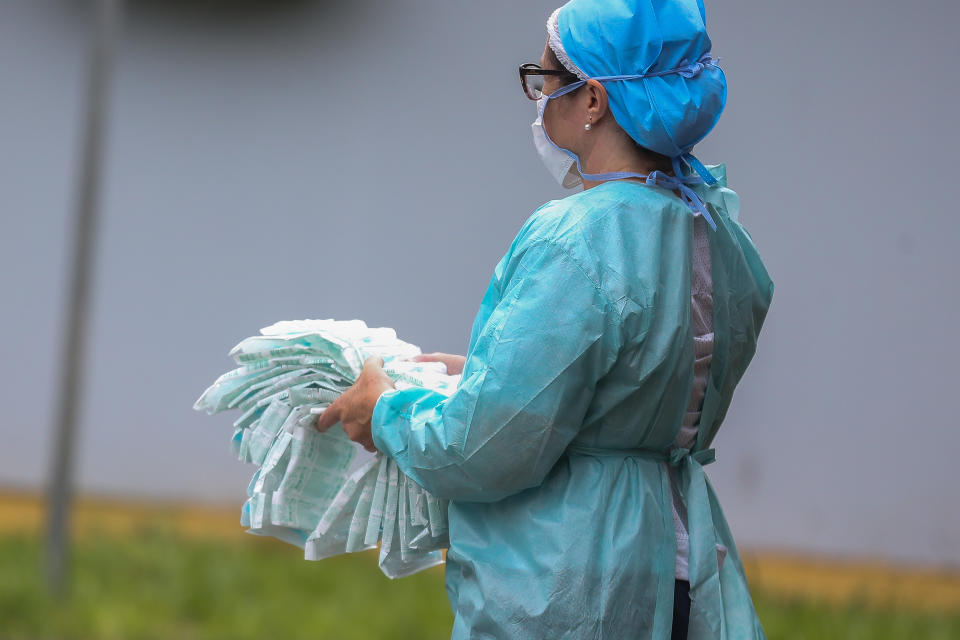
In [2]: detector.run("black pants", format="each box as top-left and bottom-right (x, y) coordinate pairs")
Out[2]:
(671, 580), (691, 640)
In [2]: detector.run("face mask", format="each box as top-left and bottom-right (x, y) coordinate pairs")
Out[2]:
(531, 96), (583, 189)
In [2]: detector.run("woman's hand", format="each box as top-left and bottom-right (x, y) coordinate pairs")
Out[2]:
(412, 352), (466, 376)
(315, 356), (395, 452)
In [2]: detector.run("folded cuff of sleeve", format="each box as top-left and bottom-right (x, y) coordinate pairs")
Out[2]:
(371, 387), (421, 461)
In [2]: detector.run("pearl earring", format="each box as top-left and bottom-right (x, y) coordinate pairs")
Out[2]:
(585, 116), (593, 131)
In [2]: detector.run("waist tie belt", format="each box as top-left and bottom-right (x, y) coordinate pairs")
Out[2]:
(565, 442), (726, 636)
(566, 443), (716, 467)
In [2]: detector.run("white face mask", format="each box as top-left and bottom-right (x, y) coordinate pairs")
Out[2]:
(531, 97), (583, 189)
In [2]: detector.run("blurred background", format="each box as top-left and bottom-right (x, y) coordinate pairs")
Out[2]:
(1, 0), (958, 637)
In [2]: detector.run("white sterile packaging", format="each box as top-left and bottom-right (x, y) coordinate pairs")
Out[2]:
(194, 319), (458, 578)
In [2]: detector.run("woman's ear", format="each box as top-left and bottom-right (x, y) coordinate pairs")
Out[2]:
(584, 79), (609, 123)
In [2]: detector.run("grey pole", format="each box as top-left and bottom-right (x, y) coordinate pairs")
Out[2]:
(45, 0), (121, 595)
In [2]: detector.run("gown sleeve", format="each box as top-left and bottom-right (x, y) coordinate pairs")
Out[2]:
(371, 240), (618, 503)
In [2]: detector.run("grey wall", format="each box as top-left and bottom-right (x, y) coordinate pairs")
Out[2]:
(1, 0), (957, 566)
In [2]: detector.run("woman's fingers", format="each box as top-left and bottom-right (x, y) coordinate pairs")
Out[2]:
(316, 357), (391, 446)
(315, 396), (343, 432)
(363, 355), (385, 371)
(409, 352), (466, 375)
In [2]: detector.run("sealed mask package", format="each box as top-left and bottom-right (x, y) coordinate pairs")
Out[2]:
(194, 318), (460, 578)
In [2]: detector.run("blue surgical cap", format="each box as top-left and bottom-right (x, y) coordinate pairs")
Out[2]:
(548, 0), (726, 158)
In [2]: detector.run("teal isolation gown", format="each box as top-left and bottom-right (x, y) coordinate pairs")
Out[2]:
(371, 166), (774, 639)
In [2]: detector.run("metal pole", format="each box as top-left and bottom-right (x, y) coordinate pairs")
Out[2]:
(45, 0), (121, 595)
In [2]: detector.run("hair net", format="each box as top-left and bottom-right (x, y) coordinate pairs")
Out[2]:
(548, 0), (726, 159)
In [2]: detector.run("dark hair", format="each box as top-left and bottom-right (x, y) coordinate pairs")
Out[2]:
(635, 143), (674, 174)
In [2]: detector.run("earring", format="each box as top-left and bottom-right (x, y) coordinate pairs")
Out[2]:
(584, 116), (593, 131)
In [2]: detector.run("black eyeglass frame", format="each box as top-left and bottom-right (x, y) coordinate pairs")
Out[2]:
(518, 63), (580, 101)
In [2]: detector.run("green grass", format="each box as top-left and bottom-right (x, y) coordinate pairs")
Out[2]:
(0, 530), (452, 640)
(0, 531), (957, 639)
(751, 590), (960, 640)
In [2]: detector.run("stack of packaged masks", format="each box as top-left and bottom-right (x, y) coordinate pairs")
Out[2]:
(194, 319), (460, 578)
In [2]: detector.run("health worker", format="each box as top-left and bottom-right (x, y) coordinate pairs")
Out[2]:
(317, 0), (774, 637)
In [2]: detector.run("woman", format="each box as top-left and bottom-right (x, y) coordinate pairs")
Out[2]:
(317, 0), (773, 637)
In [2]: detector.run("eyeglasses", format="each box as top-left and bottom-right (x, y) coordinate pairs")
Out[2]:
(518, 63), (579, 101)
